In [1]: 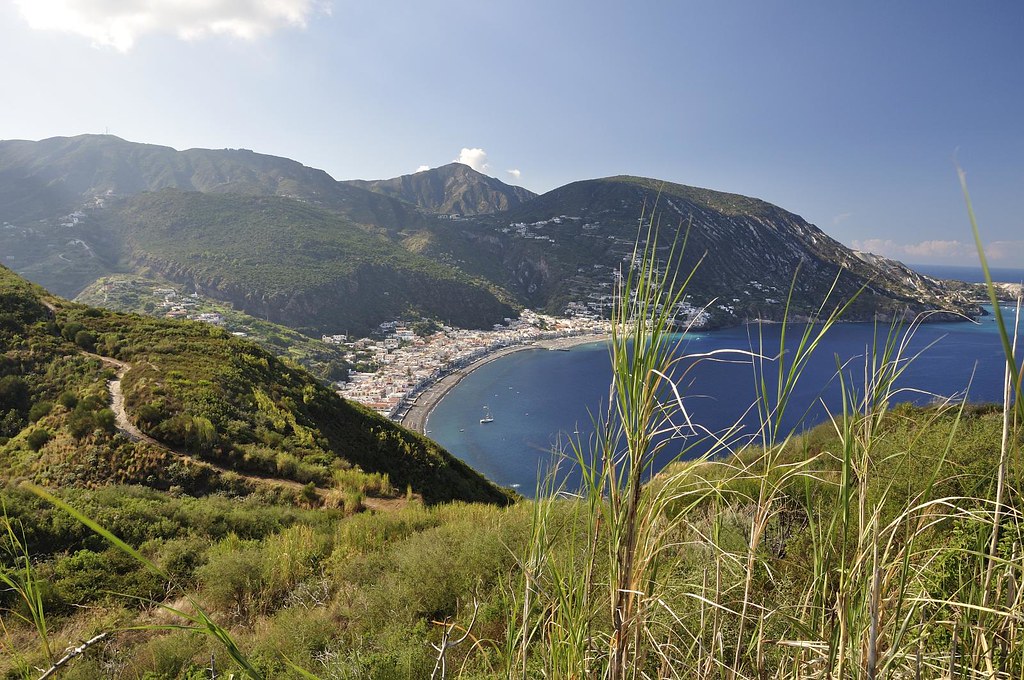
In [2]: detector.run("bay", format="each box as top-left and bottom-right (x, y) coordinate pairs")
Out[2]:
(427, 306), (1020, 495)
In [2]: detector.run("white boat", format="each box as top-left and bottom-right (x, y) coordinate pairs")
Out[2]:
(480, 405), (494, 423)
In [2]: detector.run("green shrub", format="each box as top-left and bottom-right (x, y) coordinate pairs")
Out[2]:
(0, 409), (23, 438)
(28, 400), (53, 422)
(196, 536), (265, 619)
(0, 375), (29, 413)
(66, 411), (94, 440)
(25, 428), (51, 451)
(52, 547), (163, 606)
(74, 329), (96, 351)
(60, 321), (84, 342)
(94, 408), (116, 433)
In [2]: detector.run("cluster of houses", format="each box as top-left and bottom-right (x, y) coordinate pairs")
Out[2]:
(334, 311), (609, 418)
(157, 288), (224, 325)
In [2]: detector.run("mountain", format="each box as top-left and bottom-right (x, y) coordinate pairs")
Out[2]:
(102, 189), (515, 336)
(345, 162), (536, 215)
(0, 263), (512, 505)
(0, 135), (979, 336)
(0, 134), (427, 229)
(412, 176), (980, 326)
(0, 135), (516, 335)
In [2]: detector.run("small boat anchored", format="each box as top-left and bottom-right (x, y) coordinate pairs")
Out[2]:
(480, 405), (494, 424)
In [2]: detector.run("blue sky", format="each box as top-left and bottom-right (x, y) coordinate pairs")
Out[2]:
(1, 1), (1021, 266)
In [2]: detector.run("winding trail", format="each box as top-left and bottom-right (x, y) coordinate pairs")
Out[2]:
(82, 351), (408, 511)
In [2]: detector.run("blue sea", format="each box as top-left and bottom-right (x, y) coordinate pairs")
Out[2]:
(910, 264), (1024, 284)
(428, 306), (1021, 495)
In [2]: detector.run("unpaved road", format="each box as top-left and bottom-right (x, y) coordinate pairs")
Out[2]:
(82, 352), (410, 511)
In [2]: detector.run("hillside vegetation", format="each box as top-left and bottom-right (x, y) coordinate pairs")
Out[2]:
(106, 190), (517, 335)
(0, 264), (510, 505)
(430, 175), (981, 325)
(74, 274), (353, 383)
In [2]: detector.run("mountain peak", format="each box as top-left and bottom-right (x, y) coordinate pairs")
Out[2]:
(345, 163), (536, 216)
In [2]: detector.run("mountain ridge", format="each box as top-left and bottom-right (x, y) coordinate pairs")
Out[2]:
(0, 134), (982, 337)
(345, 162), (536, 215)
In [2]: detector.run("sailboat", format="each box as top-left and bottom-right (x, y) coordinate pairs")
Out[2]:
(480, 405), (494, 424)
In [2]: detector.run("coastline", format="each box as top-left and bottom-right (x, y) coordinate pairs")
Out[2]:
(401, 333), (609, 434)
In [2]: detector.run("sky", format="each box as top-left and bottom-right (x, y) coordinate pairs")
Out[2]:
(1, 1), (1022, 266)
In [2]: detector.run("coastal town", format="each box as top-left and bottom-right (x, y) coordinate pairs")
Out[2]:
(77, 275), (611, 423)
(330, 310), (610, 420)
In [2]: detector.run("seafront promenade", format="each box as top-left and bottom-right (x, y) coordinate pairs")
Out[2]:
(335, 310), (609, 425)
(400, 333), (608, 434)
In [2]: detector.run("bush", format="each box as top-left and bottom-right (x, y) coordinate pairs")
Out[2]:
(95, 408), (116, 433)
(74, 329), (96, 351)
(58, 391), (78, 409)
(25, 428), (51, 451)
(60, 321), (84, 342)
(196, 537), (265, 619)
(0, 409), (23, 438)
(28, 400), (53, 422)
(67, 411), (94, 440)
(0, 375), (29, 412)
(136, 403), (164, 427)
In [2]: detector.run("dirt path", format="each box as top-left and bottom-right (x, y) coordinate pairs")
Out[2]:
(82, 351), (413, 510)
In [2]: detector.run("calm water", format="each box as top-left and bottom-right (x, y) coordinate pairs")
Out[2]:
(910, 264), (1024, 284)
(428, 307), (1020, 494)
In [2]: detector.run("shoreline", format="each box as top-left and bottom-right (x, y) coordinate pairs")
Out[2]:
(401, 333), (608, 434)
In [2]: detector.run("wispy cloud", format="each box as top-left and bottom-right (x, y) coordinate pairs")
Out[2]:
(14, 0), (330, 52)
(851, 237), (1024, 264)
(831, 212), (853, 225)
(506, 168), (521, 180)
(455, 148), (489, 173)
(415, 165), (431, 173)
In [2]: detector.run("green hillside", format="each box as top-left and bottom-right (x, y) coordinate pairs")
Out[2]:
(0, 264), (511, 505)
(108, 190), (516, 335)
(74, 274), (353, 383)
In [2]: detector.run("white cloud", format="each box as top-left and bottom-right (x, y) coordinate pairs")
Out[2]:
(831, 212), (853, 225)
(455, 148), (489, 173)
(506, 168), (522, 180)
(14, 0), (329, 52)
(903, 240), (971, 259)
(984, 240), (1024, 263)
(851, 237), (1024, 264)
(415, 165), (431, 173)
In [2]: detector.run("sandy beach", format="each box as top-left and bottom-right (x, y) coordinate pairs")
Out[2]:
(401, 333), (608, 434)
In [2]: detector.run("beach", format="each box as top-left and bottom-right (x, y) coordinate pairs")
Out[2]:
(401, 333), (608, 434)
